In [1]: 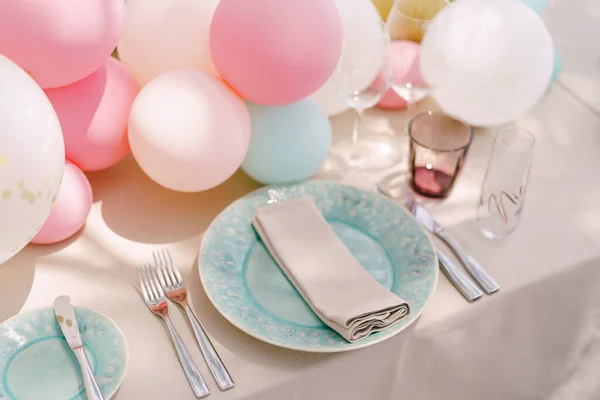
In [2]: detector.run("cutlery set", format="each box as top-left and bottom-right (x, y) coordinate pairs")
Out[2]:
(376, 182), (499, 302)
(137, 249), (234, 399)
(50, 249), (233, 400)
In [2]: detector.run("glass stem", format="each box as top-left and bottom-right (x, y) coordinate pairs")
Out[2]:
(406, 97), (417, 115)
(352, 107), (364, 147)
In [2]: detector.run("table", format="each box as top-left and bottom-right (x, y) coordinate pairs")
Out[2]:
(2, 2), (600, 398)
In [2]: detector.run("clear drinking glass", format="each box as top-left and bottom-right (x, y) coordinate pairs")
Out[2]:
(386, 0), (450, 103)
(477, 127), (535, 239)
(408, 111), (473, 199)
(330, 20), (398, 172)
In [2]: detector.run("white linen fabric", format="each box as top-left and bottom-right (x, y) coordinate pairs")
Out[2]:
(2, 85), (600, 400)
(252, 196), (409, 342)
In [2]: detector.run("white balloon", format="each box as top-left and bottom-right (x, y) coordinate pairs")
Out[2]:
(312, 0), (383, 117)
(117, 0), (220, 86)
(312, 84), (348, 117)
(420, 0), (553, 126)
(128, 70), (251, 193)
(0, 55), (65, 263)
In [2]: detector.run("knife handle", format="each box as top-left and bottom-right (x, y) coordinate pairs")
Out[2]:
(437, 230), (500, 294)
(436, 250), (483, 302)
(73, 346), (105, 400)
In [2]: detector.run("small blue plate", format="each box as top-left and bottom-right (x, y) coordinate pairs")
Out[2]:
(0, 307), (128, 400)
(199, 181), (438, 352)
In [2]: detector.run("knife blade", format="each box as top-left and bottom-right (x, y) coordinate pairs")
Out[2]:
(53, 296), (105, 400)
(374, 183), (483, 302)
(401, 190), (500, 295)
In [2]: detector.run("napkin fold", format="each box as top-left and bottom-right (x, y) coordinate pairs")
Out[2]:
(252, 196), (410, 342)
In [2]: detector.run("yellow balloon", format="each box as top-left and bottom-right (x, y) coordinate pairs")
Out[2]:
(386, 0), (449, 42)
(372, 0), (395, 20)
(400, 0), (449, 20)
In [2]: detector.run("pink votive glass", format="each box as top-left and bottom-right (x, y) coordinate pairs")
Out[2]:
(408, 112), (473, 199)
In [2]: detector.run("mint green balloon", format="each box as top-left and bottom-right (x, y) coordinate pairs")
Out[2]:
(242, 99), (332, 184)
(551, 52), (562, 82)
(521, 0), (550, 13)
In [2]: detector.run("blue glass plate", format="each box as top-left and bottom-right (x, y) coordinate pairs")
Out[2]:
(199, 181), (438, 352)
(0, 307), (128, 399)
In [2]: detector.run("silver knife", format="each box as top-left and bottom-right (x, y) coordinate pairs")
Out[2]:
(401, 190), (500, 295)
(375, 184), (483, 302)
(53, 296), (105, 400)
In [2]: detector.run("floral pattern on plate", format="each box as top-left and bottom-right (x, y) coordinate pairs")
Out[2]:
(199, 181), (438, 352)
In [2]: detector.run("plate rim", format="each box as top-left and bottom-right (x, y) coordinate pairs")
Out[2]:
(198, 180), (439, 353)
(0, 306), (129, 399)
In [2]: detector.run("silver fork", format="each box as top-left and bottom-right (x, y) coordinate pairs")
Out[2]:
(153, 249), (235, 391)
(137, 264), (210, 399)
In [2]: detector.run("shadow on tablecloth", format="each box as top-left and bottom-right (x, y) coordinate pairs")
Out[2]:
(0, 233), (81, 321)
(87, 155), (262, 244)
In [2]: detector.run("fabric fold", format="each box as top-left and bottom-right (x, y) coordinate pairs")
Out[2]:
(252, 196), (410, 342)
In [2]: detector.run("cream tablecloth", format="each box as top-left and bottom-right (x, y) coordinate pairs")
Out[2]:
(2, 2), (600, 399)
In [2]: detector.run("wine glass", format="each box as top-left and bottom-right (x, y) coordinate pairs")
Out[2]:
(374, 0), (451, 190)
(386, 0), (450, 103)
(329, 19), (398, 172)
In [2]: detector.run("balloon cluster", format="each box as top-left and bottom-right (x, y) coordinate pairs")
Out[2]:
(0, 0), (133, 256)
(119, 0), (343, 188)
(0, 0), (559, 259)
(0, 0), (345, 257)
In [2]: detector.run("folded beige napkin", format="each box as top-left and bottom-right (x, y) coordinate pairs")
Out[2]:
(252, 196), (410, 342)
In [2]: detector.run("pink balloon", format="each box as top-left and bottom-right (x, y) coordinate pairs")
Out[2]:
(210, 0), (344, 106)
(0, 0), (124, 89)
(128, 70), (251, 192)
(32, 162), (93, 245)
(44, 58), (139, 172)
(378, 40), (425, 110)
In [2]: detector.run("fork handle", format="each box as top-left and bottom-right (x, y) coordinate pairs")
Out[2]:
(437, 229), (500, 294)
(163, 316), (210, 399)
(184, 304), (235, 391)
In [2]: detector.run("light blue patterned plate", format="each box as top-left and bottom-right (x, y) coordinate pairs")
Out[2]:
(0, 307), (128, 400)
(199, 181), (438, 352)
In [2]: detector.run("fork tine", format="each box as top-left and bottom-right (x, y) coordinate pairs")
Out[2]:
(137, 266), (151, 303)
(154, 251), (173, 287)
(144, 265), (157, 302)
(166, 249), (183, 283)
(140, 264), (154, 301)
(156, 262), (169, 289)
(143, 264), (160, 300)
(149, 266), (165, 297)
(152, 251), (162, 271)
(161, 249), (179, 284)
(154, 254), (169, 289)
